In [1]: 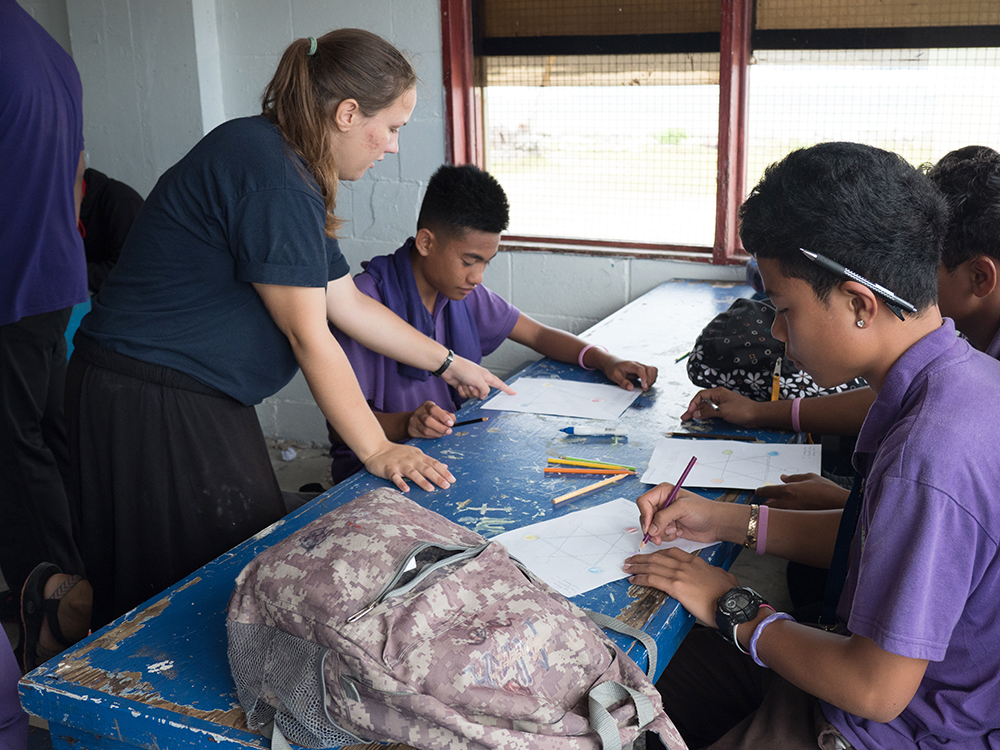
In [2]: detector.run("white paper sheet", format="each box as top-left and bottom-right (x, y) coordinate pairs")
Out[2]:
(482, 377), (641, 421)
(640, 438), (822, 490)
(491, 497), (717, 598)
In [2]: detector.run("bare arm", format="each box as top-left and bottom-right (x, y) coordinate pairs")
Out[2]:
(508, 313), (658, 391)
(623, 548), (927, 721)
(636, 485), (841, 568)
(254, 282), (454, 492)
(682, 386), (876, 435)
(326, 275), (514, 400)
(329, 402), (456, 445)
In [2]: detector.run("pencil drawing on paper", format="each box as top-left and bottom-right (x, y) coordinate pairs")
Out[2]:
(641, 438), (822, 490)
(492, 498), (715, 598)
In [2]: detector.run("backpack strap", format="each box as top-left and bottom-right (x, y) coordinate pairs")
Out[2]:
(263, 722), (293, 750)
(589, 681), (656, 750)
(818, 472), (864, 630)
(585, 610), (659, 680)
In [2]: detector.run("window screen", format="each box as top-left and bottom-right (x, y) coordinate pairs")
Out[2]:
(747, 47), (1000, 187)
(482, 53), (721, 247)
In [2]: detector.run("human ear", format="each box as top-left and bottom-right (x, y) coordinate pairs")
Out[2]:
(332, 99), (361, 133)
(840, 281), (880, 326)
(413, 228), (436, 258)
(970, 255), (998, 299)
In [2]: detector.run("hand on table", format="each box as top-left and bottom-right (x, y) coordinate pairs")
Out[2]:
(623, 548), (738, 626)
(407, 401), (456, 440)
(755, 472), (850, 510)
(363, 442), (455, 493)
(601, 356), (658, 392)
(681, 387), (761, 426)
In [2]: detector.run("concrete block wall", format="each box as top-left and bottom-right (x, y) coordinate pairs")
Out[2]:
(20, 0), (743, 446)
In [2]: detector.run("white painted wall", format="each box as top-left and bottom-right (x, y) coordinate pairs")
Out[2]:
(21, 0), (741, 445)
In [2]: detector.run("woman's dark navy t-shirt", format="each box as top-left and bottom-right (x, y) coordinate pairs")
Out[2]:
(82, 116), (349, 405)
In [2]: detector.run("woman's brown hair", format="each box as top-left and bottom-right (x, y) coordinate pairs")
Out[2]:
(261, 29), (416, 237)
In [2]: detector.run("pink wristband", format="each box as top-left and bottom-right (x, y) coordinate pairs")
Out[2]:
(755, 504), (769, 555)
(790, 397), (803, 433)
(577, 344), (607, 370)
(750, 611), (795, 668)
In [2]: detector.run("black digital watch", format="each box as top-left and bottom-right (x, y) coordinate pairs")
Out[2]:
(715, 586), (767, 645)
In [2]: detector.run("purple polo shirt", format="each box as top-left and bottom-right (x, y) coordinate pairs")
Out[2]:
(823, 318), (1000, 748)
(329, 252), (520, 482)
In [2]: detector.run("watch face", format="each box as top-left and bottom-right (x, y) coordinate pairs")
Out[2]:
(722, 589), (752, 612)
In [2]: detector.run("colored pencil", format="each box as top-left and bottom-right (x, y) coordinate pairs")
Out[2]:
(552, 473), (628, 505)
(544, 467), (635, 475)
(770, 357), (782, 401)
(454, 416), (489, 427)
(668, 432), (759, 442)
(639, 456), (697, 551)
(551, 456), (638, 471)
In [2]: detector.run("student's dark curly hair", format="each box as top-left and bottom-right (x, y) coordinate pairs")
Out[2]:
(923, 145), (1000, 271)
(739, 142), (949, 312)
(417, 164), (510, 238)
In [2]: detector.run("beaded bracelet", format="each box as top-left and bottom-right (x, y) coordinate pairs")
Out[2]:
(577, 344), (607, 370)
(750, 611), (795, 668)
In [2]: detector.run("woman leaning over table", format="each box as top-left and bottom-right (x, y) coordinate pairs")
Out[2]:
(53, 29), (514, 633)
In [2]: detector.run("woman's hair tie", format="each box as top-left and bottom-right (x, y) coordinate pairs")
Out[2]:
(307, 36), (318, 56)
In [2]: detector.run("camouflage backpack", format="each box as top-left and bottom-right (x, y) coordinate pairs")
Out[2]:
(227, 487), (686, 750)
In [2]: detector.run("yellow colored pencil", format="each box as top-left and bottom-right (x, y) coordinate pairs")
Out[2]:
(770, 357), (782, 401)
(548, 457), (638, 472)
(552, 473), (628, 505)
(544, 467), (635, 475)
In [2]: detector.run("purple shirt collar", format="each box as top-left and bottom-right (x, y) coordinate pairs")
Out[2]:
(855, 318), (959, 463)
(362, 239), (481, 380)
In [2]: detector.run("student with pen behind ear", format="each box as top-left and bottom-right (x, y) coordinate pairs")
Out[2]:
(627, 142), (1000, 749)
(683, 145), (1000, 512)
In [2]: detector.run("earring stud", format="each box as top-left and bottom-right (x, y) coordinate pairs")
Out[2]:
(857, 320), (865, 328)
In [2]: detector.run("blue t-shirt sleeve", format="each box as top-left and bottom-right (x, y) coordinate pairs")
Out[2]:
(230, 189), (349, 287)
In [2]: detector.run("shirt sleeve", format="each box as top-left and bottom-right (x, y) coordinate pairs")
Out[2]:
(845, 475), (981, 662)
(467, 285), (521, 357)
(230, 188), (348, 287)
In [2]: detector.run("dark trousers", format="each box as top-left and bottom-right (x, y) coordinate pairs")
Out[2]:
(66, 334), (286, 628)
(0, 308), (84, 594)
(652, 628), (854, 750)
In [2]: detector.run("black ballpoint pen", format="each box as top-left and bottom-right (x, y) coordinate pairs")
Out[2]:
(799, 248), (916, 321)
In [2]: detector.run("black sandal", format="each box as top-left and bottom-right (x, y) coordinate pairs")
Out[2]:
(20, 562), (82, 673)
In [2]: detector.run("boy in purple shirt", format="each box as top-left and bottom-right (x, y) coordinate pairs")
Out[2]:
(681, 145), (1000, 511)
(626, 142), (1000, 749)
(329, 165), (658, 483)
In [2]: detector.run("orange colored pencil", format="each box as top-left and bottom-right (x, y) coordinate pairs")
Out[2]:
(552, 473), (628, 505)
(544, 467), (635, 475)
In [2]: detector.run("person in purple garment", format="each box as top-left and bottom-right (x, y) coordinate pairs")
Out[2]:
(681, 144), (1000, 511)
(627, 142), (1000, 749)
(328, 164), (659, 483)
(0, 0), (93, 673)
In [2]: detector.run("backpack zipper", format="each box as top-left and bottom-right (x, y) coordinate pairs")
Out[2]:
(346, 542), (489, 623)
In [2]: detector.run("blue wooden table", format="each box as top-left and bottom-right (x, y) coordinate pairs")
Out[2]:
(20, 280), (783, 749)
